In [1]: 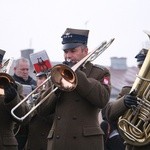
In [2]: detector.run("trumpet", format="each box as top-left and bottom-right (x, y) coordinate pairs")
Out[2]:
(11, 38), (115, 122)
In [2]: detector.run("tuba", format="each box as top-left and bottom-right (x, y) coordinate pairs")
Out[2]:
(118, 50), (150, 146)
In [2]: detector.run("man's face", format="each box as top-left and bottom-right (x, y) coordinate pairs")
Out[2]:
(63, 46), (88, 65)
(36, 75), (47, 87)
(14, 61), (29, 80)
(36, 75), (47, 92)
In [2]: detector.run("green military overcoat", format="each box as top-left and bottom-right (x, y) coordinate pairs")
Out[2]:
(38, 62), (111, 150)
(104, 86), (150, 150)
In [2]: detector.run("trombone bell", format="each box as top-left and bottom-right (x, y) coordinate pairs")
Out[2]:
(51, 64), (78, 91)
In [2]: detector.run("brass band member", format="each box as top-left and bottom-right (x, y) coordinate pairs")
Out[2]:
(37, 28), (111, 150)
(0, 49), (30, 150)
(26, 51), (54, 150)
(103, 48), (149, 150)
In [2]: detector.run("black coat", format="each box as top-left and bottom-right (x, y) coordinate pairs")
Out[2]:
(26, 113), (54, 150)
(13, 74), (36, 88)
(0, 83), (29, 150)
(12, 74), (36, 150)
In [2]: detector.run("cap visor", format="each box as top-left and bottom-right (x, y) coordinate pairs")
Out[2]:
(62, 43), (83, 50)
(36, 72), (46, 77)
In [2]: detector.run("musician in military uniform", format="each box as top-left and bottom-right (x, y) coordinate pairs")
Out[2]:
(37, 28), (111, 150)
(26, 51), (54, 150)
(0, 50), (30, 150)
(103, 48), (150, 150)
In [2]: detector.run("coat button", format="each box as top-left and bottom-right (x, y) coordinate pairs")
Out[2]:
(41, 133), (44, 136)
(56, 135), (60, 139)
(73, 136), (77, 139)
(57, 116), (61, 120)
(75, 99), (80, 102)
(73, 116), (77, 120)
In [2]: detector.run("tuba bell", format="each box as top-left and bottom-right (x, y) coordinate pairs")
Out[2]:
(118, 50), (150, 146)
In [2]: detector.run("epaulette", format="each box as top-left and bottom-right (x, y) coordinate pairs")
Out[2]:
(93, 64), (107, 71)
(120, 86), (131, 95)
(122, 85), (132, 88)
(122, 86), (132, 90)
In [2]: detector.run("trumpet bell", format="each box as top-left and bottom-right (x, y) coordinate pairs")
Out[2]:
(50, 64), (78, 91)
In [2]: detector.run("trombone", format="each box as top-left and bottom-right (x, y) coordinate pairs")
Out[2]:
(11, 38), (115, 122)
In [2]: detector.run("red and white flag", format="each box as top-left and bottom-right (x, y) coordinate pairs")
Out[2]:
(30, 50), (52, 73)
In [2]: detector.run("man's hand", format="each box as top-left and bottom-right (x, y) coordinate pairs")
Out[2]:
(124, 93), (138, 108)
(4, 83), (17, 103)
(63, 61), (75, 67)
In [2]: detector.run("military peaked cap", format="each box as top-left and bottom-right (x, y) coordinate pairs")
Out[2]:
(61, 28), (89, 50)
(135, 48), (148, 66)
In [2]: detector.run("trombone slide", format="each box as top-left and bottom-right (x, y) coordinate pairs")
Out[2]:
(11, 38), (115, 121)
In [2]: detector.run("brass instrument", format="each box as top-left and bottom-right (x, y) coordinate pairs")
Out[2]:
(0, 58), (21, 136)
(11, 38), (115, 122)
(0, 58), (14, 73)
(118, 50), (150, 146)
(0, 58), (15, 96)
(143, 30), (150, 39)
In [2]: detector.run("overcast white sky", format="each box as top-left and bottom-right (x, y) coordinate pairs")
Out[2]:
(0, 0), (150, 67)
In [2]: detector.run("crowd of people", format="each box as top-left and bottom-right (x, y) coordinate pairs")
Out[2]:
(0, 27), (149, 150)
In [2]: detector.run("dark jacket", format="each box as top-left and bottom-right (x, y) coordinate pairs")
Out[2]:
(26, 94), (54, 150)
(13, 74), (36, 88)
(0, 82), (29, 150)
(38, 62), (111, 150)
(100, 119), (125, 150)
(25, 113), (53, 150)
(12, 74), (36, 150)
(104, 86), (150, 150)
(104, 86), (130, 122)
